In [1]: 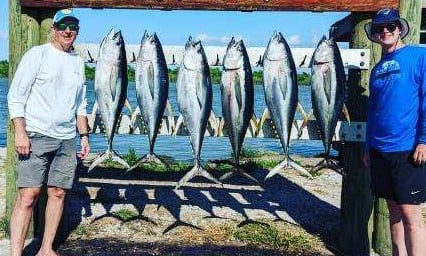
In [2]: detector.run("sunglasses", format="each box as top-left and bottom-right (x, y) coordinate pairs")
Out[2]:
(371, 22), (399, 34)
(55, 23), (79, 32)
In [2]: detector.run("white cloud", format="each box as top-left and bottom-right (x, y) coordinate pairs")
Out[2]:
(195, 33), (244, 45)
(288, 35), (301, 45)
(0, 30), (8, 39)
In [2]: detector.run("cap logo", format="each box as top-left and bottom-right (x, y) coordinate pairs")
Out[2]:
(377, 8), (391, 15)
(61, 9), (72, 15)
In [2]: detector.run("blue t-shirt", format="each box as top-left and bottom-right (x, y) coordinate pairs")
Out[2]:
(366, 45), (426, 152)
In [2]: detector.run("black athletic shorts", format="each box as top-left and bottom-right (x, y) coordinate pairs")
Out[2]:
(370, 148), (426, 204)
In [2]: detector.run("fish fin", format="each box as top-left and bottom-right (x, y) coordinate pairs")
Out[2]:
(147, 63), (155, 100)
(175, 165), (221, 189)
(220, 166), (260, 185)
(322, 66), (332, 104)
(277, 72), (288, 101)
(233, 72), (243, 111)
(195, 74), (204, 109)
(87, 151), (111, 172)
(342, 103), (351, 125)
(111, 150), (130, 169)
(288, 157), (312, 177)
(127, 153), (165, 172)
(264, 158), (288, 180)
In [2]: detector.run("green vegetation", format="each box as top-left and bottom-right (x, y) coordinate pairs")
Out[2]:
(210, 67), (221, 84)
(168, 68), (178, 83)
(121, 148), (190, 172)
(2, 60), (312, 86)
(74, 223), (90, 237)
(233, 223), (312, 253)
(85, 65), (95, 81)
(80, 64), (311, 86)
(112, 208), (139, 221)
(0, 60), (8, 78)
(122, 148), (139, 166)
(0, 217), (7, 239)
(127, 65), (135, 81)
(253, 70), (263, 84)
(298, 72), (311, 86)
(102, 146), (287, 173)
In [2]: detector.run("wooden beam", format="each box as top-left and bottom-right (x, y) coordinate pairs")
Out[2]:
(6, 0), (22, 238)
(338, 12), (376, 256)
(20, 0), (399, 12)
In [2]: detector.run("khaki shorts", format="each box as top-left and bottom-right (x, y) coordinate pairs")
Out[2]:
(17, 132), (77, 189)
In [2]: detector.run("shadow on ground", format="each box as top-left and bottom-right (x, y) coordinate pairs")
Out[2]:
(23, 161), (341, 255)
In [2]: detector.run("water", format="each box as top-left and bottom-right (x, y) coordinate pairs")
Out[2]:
(85, 80), (311, 119)
(1, 78), (334, 163)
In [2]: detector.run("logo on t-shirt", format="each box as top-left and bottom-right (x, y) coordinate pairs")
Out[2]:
(374, 60), (401, 80)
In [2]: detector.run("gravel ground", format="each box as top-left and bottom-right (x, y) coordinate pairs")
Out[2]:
(0, 151), (355, 255)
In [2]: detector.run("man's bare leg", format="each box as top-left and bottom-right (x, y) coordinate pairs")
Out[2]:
(37, 187), (66, 256)
(387, 200), (407, 256)
(400, 203), (426, 256)
(10, 187), (42, 256)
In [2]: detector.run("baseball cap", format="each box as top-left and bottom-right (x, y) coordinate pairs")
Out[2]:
(53, 9), (79, 24)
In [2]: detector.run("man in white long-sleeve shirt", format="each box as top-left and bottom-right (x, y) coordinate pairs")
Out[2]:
(7, 9), (90, 256)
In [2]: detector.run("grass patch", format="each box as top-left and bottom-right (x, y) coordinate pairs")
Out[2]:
(123, 148), (139, 166)
(239, 147), (280, 159)
(103, 156), (125, 169)
(112, 208), (139, 221)
(0, 217), (7, 239)
(74, 223), (91, 237)
(233, 223), (313, 254)
(234, 223), (279, 246)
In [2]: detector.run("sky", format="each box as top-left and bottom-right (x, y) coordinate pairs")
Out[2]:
(0, 2), (350, 61)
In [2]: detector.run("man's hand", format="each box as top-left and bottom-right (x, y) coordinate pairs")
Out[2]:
(12, 117), (30, 156)
(363, 152), (370, 167)
(413, 144), (426, 165)
(77, 136), (90, 160)
(15, 130), (30, 156)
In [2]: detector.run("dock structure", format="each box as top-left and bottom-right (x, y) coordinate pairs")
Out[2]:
(74, 43), (370, 70)
(8, 1), (422, 255)
(88, 108), (366, 142)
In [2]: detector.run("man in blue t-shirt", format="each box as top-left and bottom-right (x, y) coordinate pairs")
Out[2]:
(364, 8), (426, 255)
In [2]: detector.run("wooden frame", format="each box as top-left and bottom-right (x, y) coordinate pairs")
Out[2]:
(20, 0), (398, 12)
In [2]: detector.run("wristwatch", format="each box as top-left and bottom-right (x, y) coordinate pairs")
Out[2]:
(79, 132), (89, 138)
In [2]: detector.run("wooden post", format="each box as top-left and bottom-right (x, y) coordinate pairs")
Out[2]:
(400, 0), (421, 45)
(7, 2), (51, 237)
(339, 13), (379, 255)
(6, 0), (24, 235)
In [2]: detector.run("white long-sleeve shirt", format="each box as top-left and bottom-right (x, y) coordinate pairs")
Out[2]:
(8, 43), (87, 139)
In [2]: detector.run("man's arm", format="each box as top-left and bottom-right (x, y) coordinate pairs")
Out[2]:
(413, 51), (426, 164)
(13, 117), (30, 156)
(76, 115), (90, 159)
